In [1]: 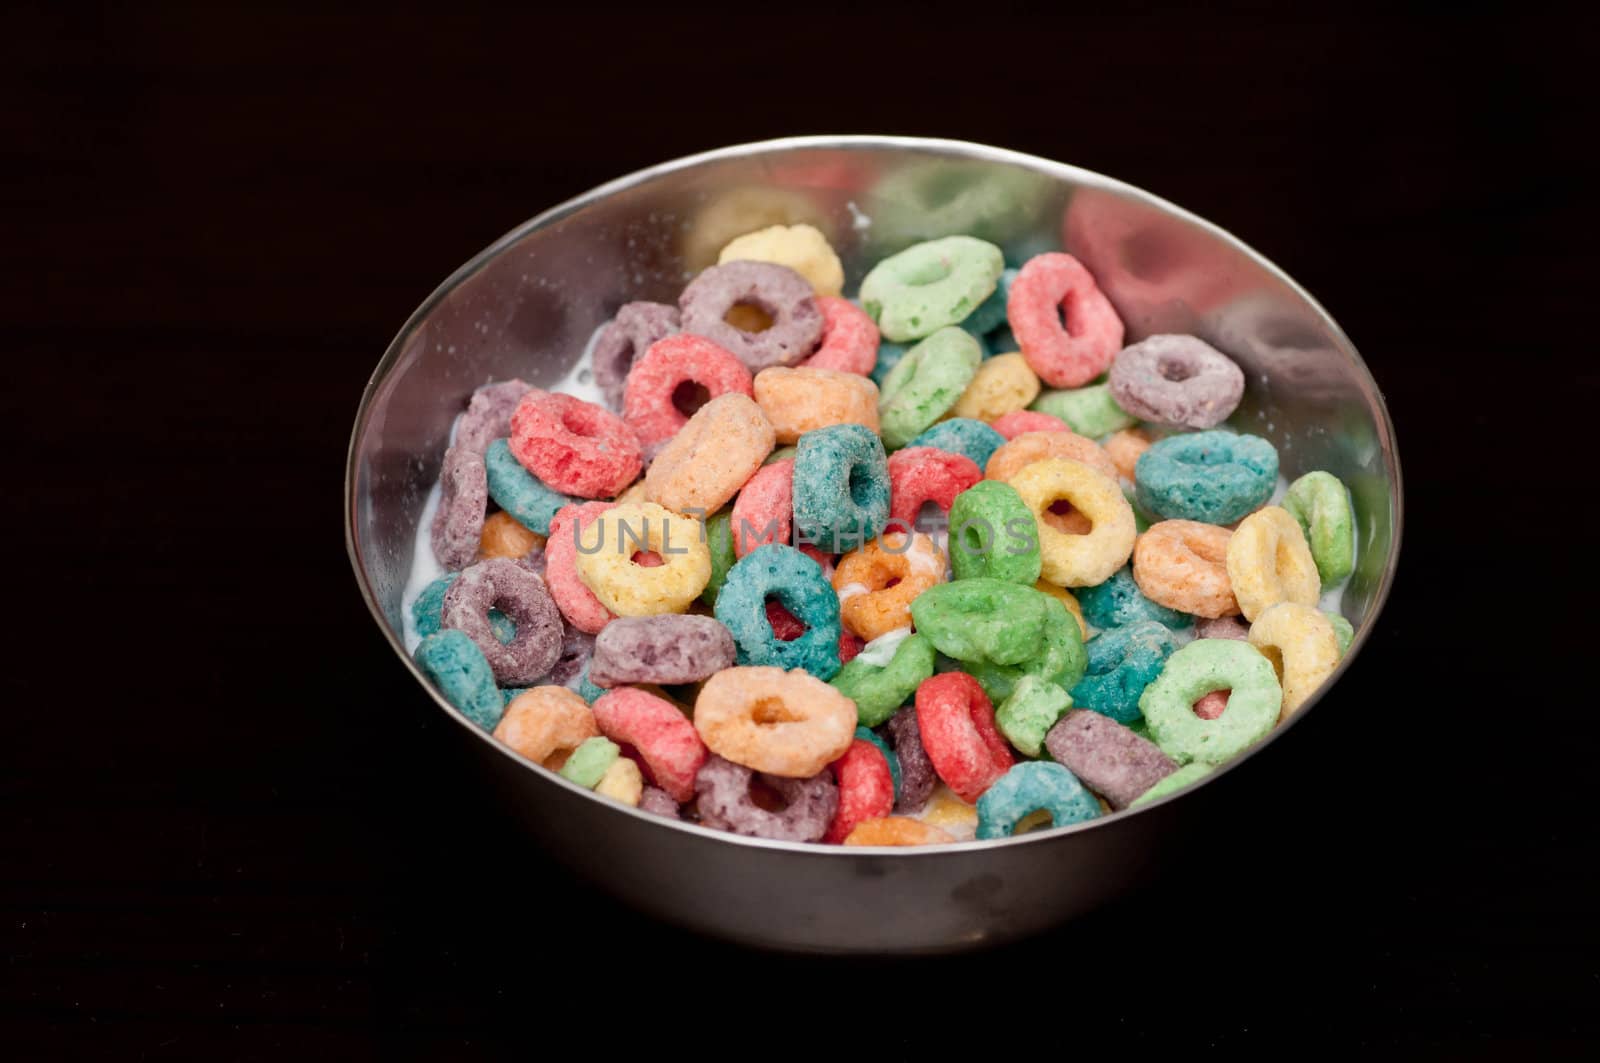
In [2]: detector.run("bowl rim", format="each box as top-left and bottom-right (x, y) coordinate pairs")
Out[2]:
(345, 134), (1403, 856)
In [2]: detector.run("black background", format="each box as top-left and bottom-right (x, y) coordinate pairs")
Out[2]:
(4, 3), (1594, 1057)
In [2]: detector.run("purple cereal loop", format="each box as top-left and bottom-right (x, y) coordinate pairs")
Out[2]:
(678, 261), (825, 371)
(593, 302), (680, 409)
(1195, 615), (1250, 641)
(431, 445), (488, 570)
(589, 615), (737, 688)
(1043, 709), (1178, 810)
(693, 755), (838, 842)
(545, 626), (595, 689)
(638, 786), (681, 819)
(442, 557), (564, 685)
(1108, 334), (1245, 431)
(456, 379), (535, 456)
(884, 705), (936, 814)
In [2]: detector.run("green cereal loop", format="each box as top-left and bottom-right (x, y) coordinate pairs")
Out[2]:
(1282, 471), (1355, 586)
(878, 327), (983, 448)
(831, 634), (937, 726)
(1031, 383), (1137, 438)
(1138, 639), (1281, 765)
(700, 510), (736, 607)
(763, 445), (798, 466)
(948, 480), (1041, 585)
(859, 235), (1005, 342)
(967, 595), (1088, 703)
(996, 675), (1073, 757)
(1130, 762), (1214, 806)
(1324, 611), (1354, 655)
(558, 736), (620, 788)
(909, 578), (1047, 666)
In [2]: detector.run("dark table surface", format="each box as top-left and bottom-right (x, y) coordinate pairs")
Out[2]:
(4, 4), (1593, 1056)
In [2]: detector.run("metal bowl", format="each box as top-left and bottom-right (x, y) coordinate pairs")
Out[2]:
(345, 136), (1402, 953)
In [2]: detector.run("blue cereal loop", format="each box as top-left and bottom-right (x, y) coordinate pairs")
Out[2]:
(714, 544), (843, 680)
(904, 418), (1006, 469)
(484, 438), (575, 536)
(976, 761), (1100, 839)
(1134, 430), (1278, 525)
(1076, 566), (1192, 631)
(414, 629), (504, 730)
(1069, 620), (1179, 725)
(792, 423), (890, 554)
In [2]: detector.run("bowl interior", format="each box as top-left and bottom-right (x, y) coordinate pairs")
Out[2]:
(347, 135), (1400, 777)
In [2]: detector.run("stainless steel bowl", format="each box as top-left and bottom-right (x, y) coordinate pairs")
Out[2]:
(345, 136), (1402, 953)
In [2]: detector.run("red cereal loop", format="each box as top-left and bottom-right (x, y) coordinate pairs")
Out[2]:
(731, 458), (793, 557)
(990, 410), (1071, 440)
(1007, 253), (1125, 388)
(800, 296), (879, 375)
(914, 672), (1015, 803)
(509, 392), (643, 499)
(887, 446), (982, 525)
(839, 632), (865, 664)
(622, 334), (754, 454)
(591, 687), (707, 803)
(824, 739), (896, 843)
(545, 501), (618, 633)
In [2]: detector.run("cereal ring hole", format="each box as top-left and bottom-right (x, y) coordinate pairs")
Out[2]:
(1192, 688), (1232, 720)
(747, 775), (788, 812)
(1044, 497), (1093, 535)
(750, 695), (806, 726)
(724, 302), (774, 333)
(1157, 358), (1195, 382)
(765, 598), (808, 641)
(849, 465), (879, 509)
(1015, 808), (1054, 834)
(902, 257), (954, 287)
(671, 380), (712, 418)
(631, 551), (664, 568)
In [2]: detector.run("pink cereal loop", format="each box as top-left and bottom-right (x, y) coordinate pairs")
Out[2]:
(990, 409), (1070, 440)
(1007, 253), (1125, 388)
(544, 500), (619, 633)
(591, 687), (707, 804)
(622, 333), (754, 454)
(800, 296), (880, 375)
(731, 458), (794, 557)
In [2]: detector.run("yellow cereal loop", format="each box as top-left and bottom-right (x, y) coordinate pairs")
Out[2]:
(479, 510), (545, 559)
(574, 502), (711, 616)
(1247, 602), (1341, 721)
(1008, 458), (1137, 587)
(682, 186), (824, 271)
(594, 756), (644, 806)
(950, 352), (1040, 422)
(1033, 580), (1089, 639)
(918, 784), (978, 840)
(1226, 505), (1320, 621)
(718, 223), (845, 297)
(612, 479), (648, 505)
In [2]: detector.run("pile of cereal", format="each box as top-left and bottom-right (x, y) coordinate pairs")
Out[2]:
(404, 223), (1358, 846)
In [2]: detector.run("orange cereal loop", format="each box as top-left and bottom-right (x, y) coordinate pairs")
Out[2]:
(479, 510), (545, 559)
(986, 430), (1119, 484)
(832, 532), (946, 641)
(694, 666), (857, 777)
(1034, 580), (1088, 639)
(1103, 428), (1152, 481)
(493, 687), (598, 770)
(645, 393), (775, 516)
(753, 366), (880, 443)
(843, 817), (956, 847)
(1133, 519), (1239, 618)
(949, 352), (1040, 423)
